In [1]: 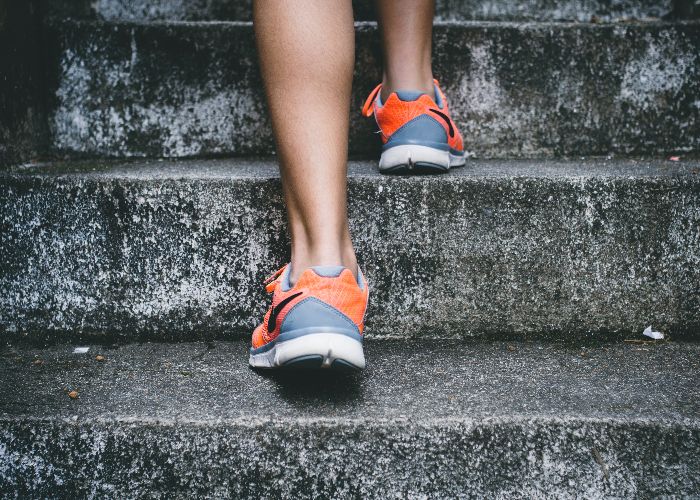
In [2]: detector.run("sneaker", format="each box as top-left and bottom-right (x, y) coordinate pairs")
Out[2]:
(362, 79), (466, 174)
(249, 264), (369, 370)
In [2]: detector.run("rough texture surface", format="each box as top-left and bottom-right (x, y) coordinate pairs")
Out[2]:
(45, 20), (700, 159)
(48, 0), (684, 22)
(0, 339), (698, 498)
(1, 158), (699, 341)
(0, 0), (48, 167)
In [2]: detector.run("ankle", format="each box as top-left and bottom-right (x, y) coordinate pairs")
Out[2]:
(289, 247), (358, 285)
(381, 74), (435, 102)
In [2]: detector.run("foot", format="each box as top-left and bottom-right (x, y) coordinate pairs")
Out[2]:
(362, 79), (466, 175)
(249, 264), (369, 370)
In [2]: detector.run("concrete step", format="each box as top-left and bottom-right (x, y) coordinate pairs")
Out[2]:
(45, 20), (700, 159)
(2, 158), (699, 341)
(49, 0), (692, 23)
(1, 339), (698, 497)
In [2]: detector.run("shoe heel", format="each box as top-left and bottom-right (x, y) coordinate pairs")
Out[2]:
(379, 144), (451, 174)
(277, 332), (365, 370)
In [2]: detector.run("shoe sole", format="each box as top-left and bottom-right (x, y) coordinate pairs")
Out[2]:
(249, 332), (365, 370)
(378, 144), (466, 175)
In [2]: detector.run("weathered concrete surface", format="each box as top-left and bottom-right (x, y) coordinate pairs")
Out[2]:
(50, 0), (682, 22)
(1, 159), (699, 341)
(45, 20), (700, 159)
(0, 0), (48, 167)
(1, 340), (698, 498)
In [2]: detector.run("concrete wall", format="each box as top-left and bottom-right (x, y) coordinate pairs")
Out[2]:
(0, 0), (47, 167)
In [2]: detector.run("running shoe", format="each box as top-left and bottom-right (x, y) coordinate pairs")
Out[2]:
(362, 79), (465, 174)
(249, 264), (369, 370)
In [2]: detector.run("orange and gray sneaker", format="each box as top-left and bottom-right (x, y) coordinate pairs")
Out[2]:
(249, 264), (369, 370)
(362, 79), (465, 174)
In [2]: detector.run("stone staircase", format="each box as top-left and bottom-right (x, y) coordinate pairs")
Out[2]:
(44, 17), (699, 158)
(2, 340), (699, 497)
(1, 0), (699, 497)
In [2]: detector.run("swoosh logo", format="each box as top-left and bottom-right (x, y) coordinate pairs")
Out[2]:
(428, 108), (455, 138)
(266, 292), (303, 333)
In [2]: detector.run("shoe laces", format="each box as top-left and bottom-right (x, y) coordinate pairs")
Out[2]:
(362, 83), (383, 117)
(362, 79), (443, 118)
(263, 264), (287, 293)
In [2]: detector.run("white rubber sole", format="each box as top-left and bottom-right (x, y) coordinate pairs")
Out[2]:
(378, 144), (466, 174)
(249, 332), (366, 370)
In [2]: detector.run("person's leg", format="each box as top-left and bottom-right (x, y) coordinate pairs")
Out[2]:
(253, 0), (357, 284)
(362, 0), (464, 174)
(376, 0), (436, 101)
(250, 0), (368, 370)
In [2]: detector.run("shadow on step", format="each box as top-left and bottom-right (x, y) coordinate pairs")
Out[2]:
(250, 367), (365, 407)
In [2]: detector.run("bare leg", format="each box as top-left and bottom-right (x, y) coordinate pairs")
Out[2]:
(254, 0), (357, 283)
(376, 0), (436, 101)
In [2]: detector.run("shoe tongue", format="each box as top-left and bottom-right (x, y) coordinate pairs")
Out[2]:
(394, 90), (428, 102)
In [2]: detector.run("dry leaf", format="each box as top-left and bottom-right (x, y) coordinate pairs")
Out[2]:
(68, 390), (79, 399)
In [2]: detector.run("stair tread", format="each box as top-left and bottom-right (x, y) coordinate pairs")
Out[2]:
(4, 339), (699, 496)
(7, 157), (700, 179)
(51, 0), (688, 23)
(53, 18), (699, 26)
(2, 339), (698, 423)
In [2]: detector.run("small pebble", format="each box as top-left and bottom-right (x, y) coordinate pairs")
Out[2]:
(95, 355), (105, 362)
(68, 390), (79, 399)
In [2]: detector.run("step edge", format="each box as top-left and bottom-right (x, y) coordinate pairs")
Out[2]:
(44, 17), (700, 30)
(2, 414), (698, 428)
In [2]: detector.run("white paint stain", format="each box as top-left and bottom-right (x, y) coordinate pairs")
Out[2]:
(619, 34), (696, 109)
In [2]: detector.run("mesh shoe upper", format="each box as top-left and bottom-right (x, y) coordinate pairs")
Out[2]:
(252, 265), (369, 349)
(362, 79), (464, 153)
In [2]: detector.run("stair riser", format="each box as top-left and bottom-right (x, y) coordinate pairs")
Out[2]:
(46, 22), (700, 159)
(50, 0), (683, 22)
(2, 164), (698, 340)
(1, 419), (697, 498)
